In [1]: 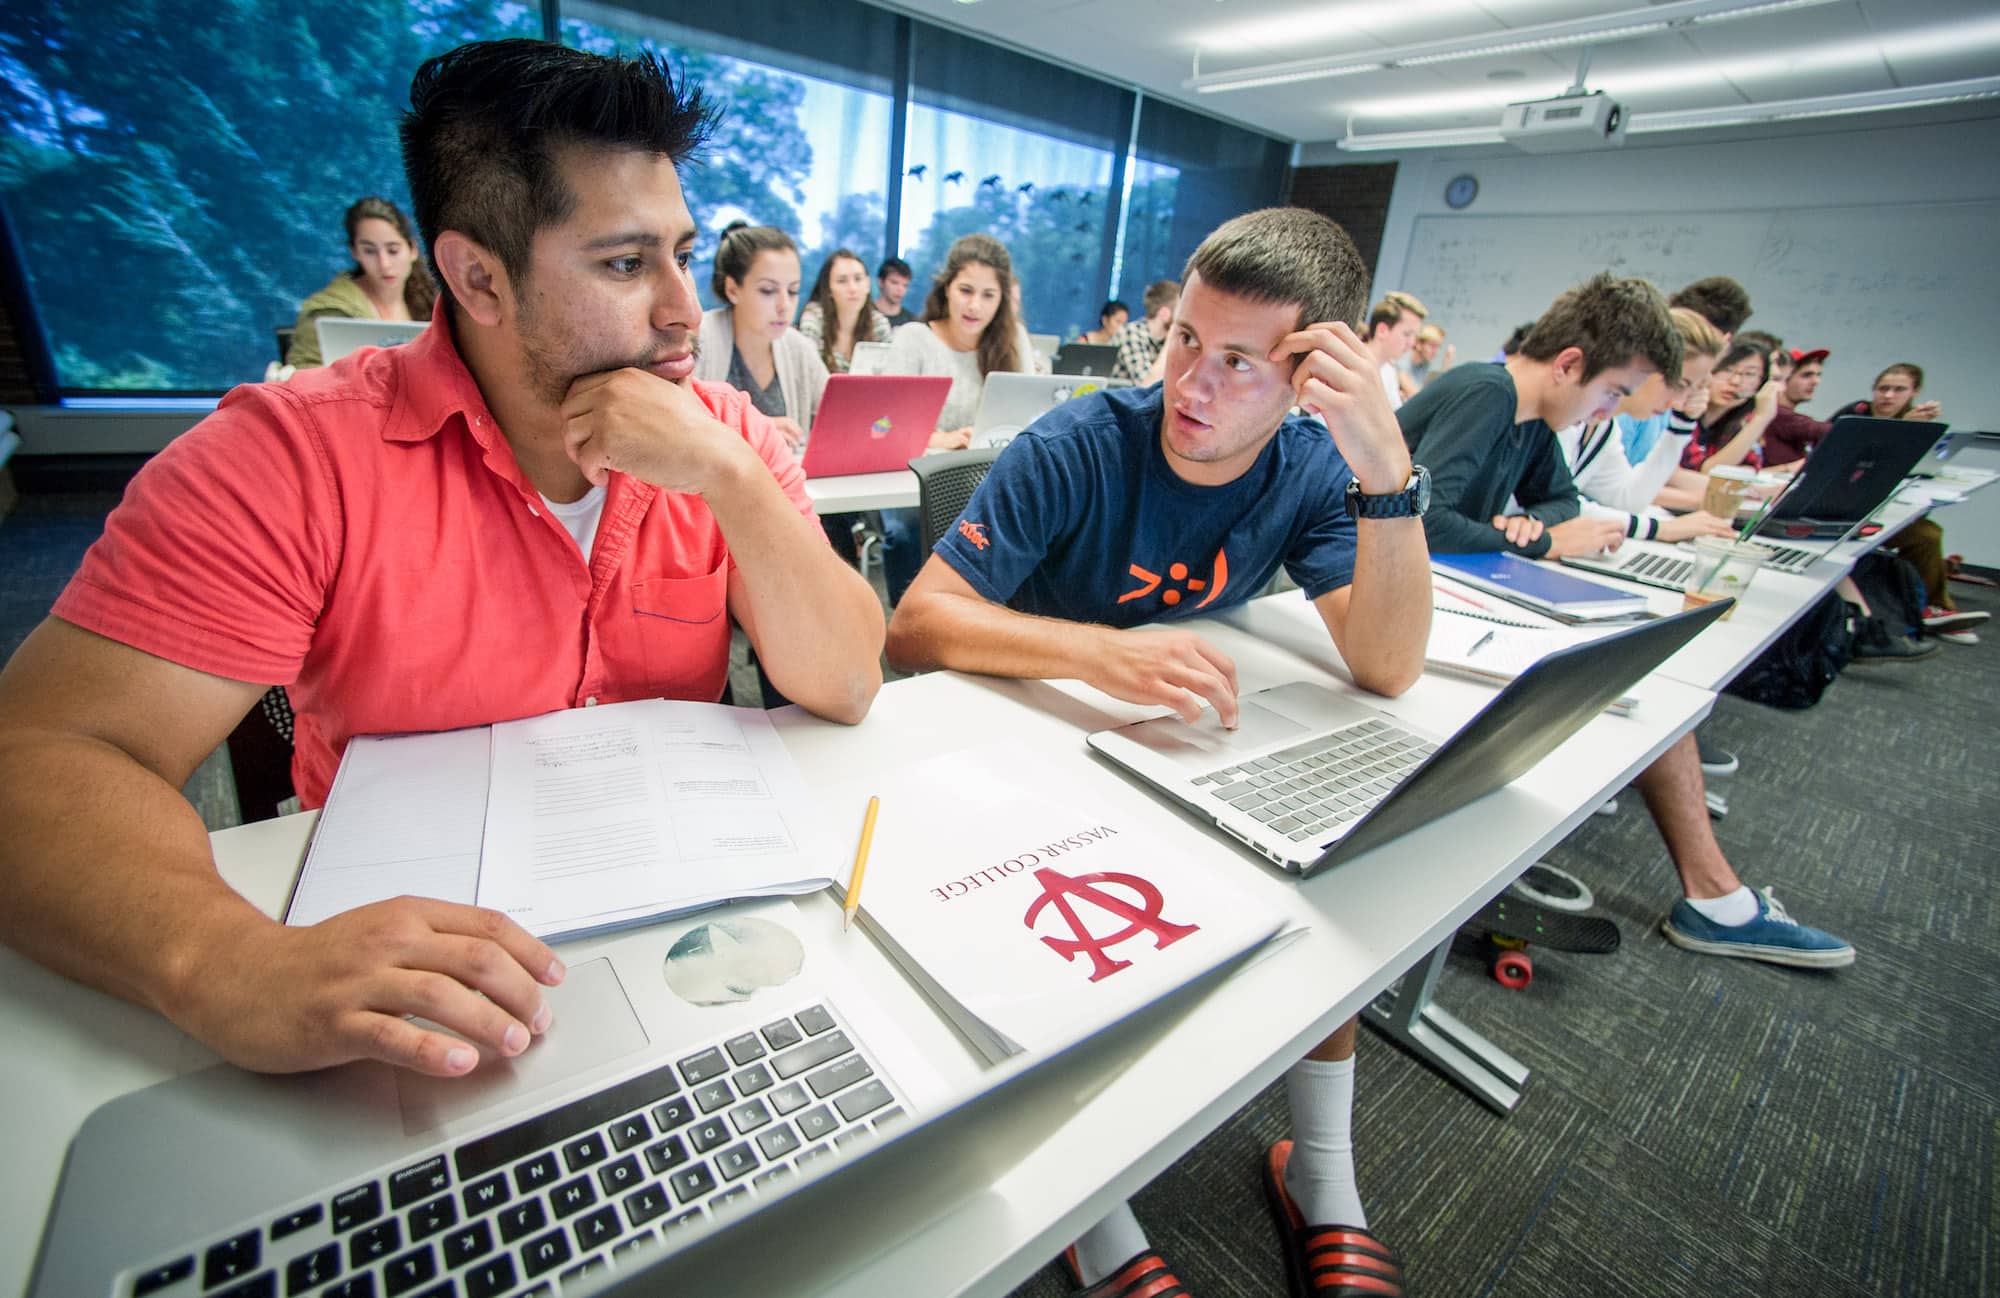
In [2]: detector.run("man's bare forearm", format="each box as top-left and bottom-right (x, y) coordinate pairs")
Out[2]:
(706, 461), (884, 723)
(0, 727), (269, 1026)
(887, 585), (1100, 681)
(1321, 517), (1431, 698)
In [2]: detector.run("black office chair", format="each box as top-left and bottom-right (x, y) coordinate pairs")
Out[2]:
(224, 686), (297, 823)
(273, 326), (295, 366)
(910, 446), (1003, 554)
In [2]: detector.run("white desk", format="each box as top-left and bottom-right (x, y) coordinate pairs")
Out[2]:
(803, 469), (919, 514)
(3, 596), (1716, 1298)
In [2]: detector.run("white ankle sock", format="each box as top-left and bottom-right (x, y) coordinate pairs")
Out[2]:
(1686, 885), (1758, 926)
(1070, 1200), (1148, 1287)
(1284, 1055), (1366, 1229)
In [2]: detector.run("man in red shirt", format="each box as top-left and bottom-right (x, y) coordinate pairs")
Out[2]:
(1762, 347), (1831, 469)
(0, 42), (885, 1079)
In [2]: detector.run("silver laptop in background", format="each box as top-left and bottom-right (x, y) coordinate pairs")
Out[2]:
(31, 898), (949, 1298)
(1564, 535), (1830, 591)
(972, 372), (1130, 448)
(847, 341), (892, 376)
(1089, 601), (1730, 878)
(316, 317), (430, 364)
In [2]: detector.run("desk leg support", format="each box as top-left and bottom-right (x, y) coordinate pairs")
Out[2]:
(1362, 941), (1529, 1115)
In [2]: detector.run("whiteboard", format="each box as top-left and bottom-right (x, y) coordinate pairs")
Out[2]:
(1395, 200), (2000, 431)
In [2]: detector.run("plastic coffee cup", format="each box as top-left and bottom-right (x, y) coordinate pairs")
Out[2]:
(1681, 535), (1767, 620)
(1701, 464), (1757, 517)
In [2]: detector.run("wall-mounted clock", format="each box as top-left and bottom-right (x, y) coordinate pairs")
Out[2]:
(1444, 174), (1479, 210)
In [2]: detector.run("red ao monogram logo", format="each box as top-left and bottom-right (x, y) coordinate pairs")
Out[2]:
(1021, 865), (1200, 982)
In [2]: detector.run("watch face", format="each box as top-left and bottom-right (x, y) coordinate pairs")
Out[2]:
(1445, 174), (1478, 210)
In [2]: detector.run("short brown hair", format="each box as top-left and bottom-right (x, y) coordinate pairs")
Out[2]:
(1366, 291), (1426, 338)
(1668, 276), (1752, 335)
(1142, 279), (1181, 316)
(1520, 272), (1682, 382)
(1182, 208), (1369, 332)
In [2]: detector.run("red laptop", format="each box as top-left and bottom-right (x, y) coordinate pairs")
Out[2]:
(799, 374), (952, 478)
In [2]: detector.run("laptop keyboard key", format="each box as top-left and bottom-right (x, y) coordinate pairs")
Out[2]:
(204, 1231), (261, 1287)
(442, 1218), (493, 1269)
(575, 1204), (622, 1252)
(597, 1153), (643, 1197)
(756, 1122), (802, 1161)
(796, 1105), (839, 1143)
(694, 1079), (734, 1113)
(669, 1162), (718, 1204)
(561, 1258), (606, 1288)
(549, 1174), (596, 1218)
(455, 1064), (682, 1181)
(652, 1096), (696, 1132)
(624, 1182), (672, 1227)
(317, 1276), (373, 1298)
(461, 1173), (508, 1216)
(733, 1062), (774, 1095)
(513, 1152), (559, 1194)
(795, 1005), (837, 1036)
(729, 1097), (772, 1134)
(760, 1019), (803, 1051)
(724, 1032), (767, 1065)
(768, 1081), (810, 1115)
(689, 1116), (731, 1154)
(771, 1030), (853, 1080)
(806, 1053), (873, 1098)
(212, 1274), (277, 1298)
(607, 1113), (651, 1151)
(332, 1183), (384, 1232)
(285, 1243), (339, 1293)
(270, 1205), (323, 1241)
(134, 1256), (195, 1296)
(561, 1132), (607, 1172)
(350, 1219), (400, 1267)
(520, 1226), (572, 1279)
(834, 1080), (894, 1123)
(716, 1141), (760, 1181)
(462, 1256), (517, 1298)
(382, 1244), (437, 1297)
(389, 1156), (451, 1209)
(678, 1047), (729, 1086)
(497, 1200), (546, 1244)
(644, 1135), (690, 1174)
(407, 1193), (456, 1241)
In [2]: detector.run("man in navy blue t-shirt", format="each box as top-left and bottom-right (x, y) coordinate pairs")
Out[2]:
(889, 208), (1427, 1298)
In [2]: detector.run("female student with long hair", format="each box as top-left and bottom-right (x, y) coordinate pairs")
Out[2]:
(1833, 362), (1942, 423)
(1679, 340), (1779, 474)
(877, 233), (1033, 600)
(797, 249), (890, 374)
(284, 196), (438, 369)
(693, 222), (827, 455)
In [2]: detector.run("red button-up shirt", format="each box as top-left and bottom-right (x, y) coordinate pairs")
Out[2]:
(54, 316), (819, 807)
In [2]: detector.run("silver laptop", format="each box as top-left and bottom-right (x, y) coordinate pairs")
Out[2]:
(847, 341), (892, 376)
(1088, 601), (1730, 877)
(972, 372), (1130, 448)
(316, 317), (430, 364)
(1564, 535), (1828, 591)
(1027, 332), (1060, 363)
(30, 898), (949, 1298)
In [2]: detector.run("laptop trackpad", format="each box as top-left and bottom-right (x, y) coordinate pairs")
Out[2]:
(395, 958), (646, 1136)
(1119, 699), (1308, 769)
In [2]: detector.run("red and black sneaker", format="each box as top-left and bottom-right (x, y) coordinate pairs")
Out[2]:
(1061, 1247), (1192, 1298)
(1262, 1141), (1405, 1297)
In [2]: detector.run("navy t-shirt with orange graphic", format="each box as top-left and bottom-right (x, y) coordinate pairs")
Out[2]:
(933, 384), (1359, 626)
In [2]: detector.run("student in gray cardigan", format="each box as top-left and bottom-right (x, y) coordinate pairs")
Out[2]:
(693, 223), (828, 455)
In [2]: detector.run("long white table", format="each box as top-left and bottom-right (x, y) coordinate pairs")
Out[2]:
(803, 469), (919, 514)
(2, 596), (1717, 1298)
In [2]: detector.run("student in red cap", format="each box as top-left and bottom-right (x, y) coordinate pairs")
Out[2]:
(1762, 347), (1831, 468)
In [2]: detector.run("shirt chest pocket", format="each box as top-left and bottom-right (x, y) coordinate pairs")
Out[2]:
(599, 563), (732, 703)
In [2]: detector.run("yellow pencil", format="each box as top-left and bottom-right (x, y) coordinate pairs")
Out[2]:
(842, 795), (880, 932)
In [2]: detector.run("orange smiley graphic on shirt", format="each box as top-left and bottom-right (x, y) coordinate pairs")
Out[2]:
(1118, 548), (1229, 609)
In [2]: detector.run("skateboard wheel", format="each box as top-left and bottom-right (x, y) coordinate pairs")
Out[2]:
(1494, 950), (1533, 990)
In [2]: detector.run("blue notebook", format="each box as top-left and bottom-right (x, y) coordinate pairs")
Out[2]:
(1433, 551), (1650, 622)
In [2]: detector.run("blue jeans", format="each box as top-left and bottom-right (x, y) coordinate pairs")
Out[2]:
(880, 507), (924, 606)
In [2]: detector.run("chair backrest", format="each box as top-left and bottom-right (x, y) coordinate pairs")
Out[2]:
(225, 686), (296, 823)
(909, 447), (1003, 555)
(274, 326), (295, 365)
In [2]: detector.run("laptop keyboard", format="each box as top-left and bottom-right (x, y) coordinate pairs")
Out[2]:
(1609, 540), (1817, 589)
(1191, 719), (1437, 844)
(123, 1002), (905, 1298)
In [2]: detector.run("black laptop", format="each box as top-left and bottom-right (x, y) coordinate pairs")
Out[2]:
(1052, 342), (1119, 377)
(1750, 415), (1947, 541)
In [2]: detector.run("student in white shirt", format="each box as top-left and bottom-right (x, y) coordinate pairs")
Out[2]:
(1362, 291), (1425, 409)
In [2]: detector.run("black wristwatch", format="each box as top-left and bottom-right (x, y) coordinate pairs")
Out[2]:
(1345, 464), (1430, 520)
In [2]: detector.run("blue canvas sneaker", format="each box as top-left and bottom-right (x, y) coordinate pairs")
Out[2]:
(1662, 887), (1856, 969)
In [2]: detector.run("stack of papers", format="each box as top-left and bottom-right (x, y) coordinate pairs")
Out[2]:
(286, 700), (836, 941)
(1426, 609), (1640, 714)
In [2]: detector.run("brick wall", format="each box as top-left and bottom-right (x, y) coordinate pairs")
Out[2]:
(1288, 163), (1399, 286)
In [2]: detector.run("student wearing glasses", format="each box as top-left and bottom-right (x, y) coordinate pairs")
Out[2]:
(1678, 340), (1779, 474)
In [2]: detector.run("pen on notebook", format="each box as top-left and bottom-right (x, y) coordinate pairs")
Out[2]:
(842, 795), (880, 932)
(1467, 630), (1495, 657)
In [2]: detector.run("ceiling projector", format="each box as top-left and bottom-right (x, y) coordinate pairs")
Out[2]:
(1499, 91), (1629, 153)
